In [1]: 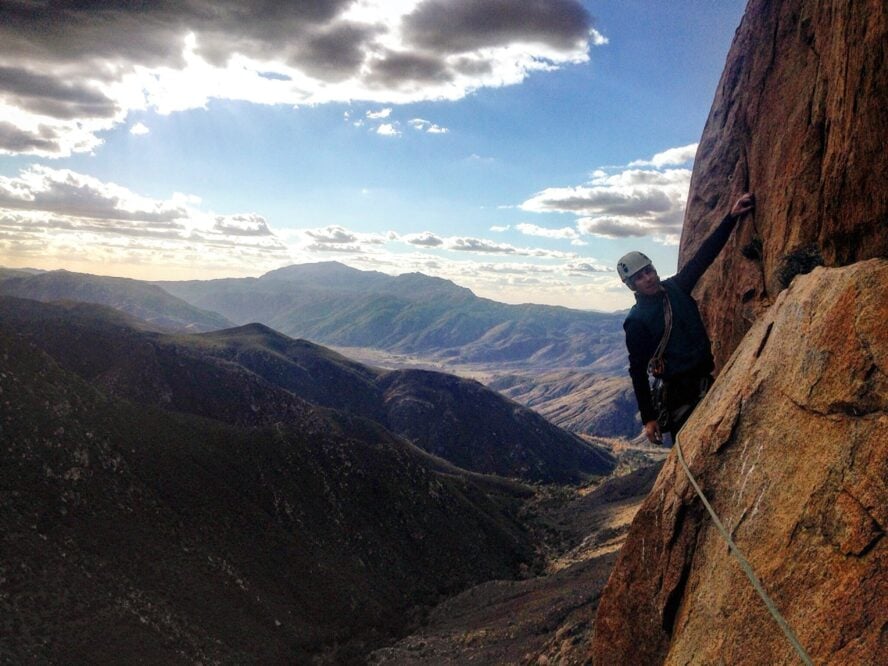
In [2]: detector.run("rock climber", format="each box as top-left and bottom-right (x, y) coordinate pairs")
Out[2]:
(617, 192), (755, 445)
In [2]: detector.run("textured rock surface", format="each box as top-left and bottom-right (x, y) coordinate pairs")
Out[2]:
(680, 0), (888, 371)
(591, 260), (888, 664)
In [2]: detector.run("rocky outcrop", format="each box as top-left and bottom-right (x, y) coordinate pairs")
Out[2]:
(680, 0), (888, 371)
(591, 260), (887, 664)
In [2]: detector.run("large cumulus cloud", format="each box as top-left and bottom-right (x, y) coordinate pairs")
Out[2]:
(0, 0), (604, 156)
(520, 146), (698, 244)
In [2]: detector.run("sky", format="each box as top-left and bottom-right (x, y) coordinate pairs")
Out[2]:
(0, 0), (748, 311)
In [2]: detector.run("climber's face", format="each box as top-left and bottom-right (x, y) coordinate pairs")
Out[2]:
(632, 265), (661, 296)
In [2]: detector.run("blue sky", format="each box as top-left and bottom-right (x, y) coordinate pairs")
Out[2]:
(0, 0), (747, 310)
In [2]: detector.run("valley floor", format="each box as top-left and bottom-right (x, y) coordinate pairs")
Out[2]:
(368, 464), (662, 665)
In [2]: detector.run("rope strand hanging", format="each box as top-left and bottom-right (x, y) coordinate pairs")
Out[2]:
(673, 432), (814, 665)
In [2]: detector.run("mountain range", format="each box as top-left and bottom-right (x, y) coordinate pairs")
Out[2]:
(155, 261), (627, 371)
(0, 263), (638, 439)
(0, 297), (613, 484)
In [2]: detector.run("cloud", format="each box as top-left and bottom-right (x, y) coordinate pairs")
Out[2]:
(402, 0), (594, 53)
(213, 214), (272, 236)
(409, 118), (448, 134)
(0, 165), (187, 223)
(366, 107), (392, 119)
(448, 237), (523, 254)
(445, 236), (575, 258)
(0, 166), (288, 270)
(376, 122), (401, 136)
(520, 148), (695, 244)
(305, 225), (359, 244)
(489, 225), (510, 232)
(0, 1), (606, 156)
(566, 260), (611, 274)
(130, 122), (150, 135)
(515, 222), (579, 240)
(628, 143), (698, 167)
(403, 231), (444, 247)
(589, 28), (609, 46)
(292, 223), (578, 260)
(576, 216), (652, 238)
(467, 153), (496, 164)
(295, 224), (388, 253)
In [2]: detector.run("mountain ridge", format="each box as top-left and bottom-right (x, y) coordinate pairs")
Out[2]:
(157, 261), (627, 371)
(0, 269), (233, 333)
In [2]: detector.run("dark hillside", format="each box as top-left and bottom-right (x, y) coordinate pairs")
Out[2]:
(379, 370), (613, 484)
(0, 308), (535, 662)
(184, 323), (615, 483)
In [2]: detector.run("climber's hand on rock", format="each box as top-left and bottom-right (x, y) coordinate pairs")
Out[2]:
(644, 420), (663, 445)
(730, 192), (755, 219)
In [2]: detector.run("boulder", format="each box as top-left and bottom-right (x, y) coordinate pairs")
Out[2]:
(591, 260), (888, 664)
(680, 0), (888, 371)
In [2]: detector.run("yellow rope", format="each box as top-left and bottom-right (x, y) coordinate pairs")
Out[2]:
(673, 432), (814, 665)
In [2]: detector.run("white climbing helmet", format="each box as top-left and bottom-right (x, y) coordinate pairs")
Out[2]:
(616, 251), (653, 286)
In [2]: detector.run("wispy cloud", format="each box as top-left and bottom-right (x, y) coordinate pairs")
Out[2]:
(628, 143), (698, 168)
(515, 222), (580, 240)
(402, 231), (444, 247)
(445, 236), (576, 259)
(293, 224), (389, 253)
(409, 118), (448, 134)
(0, 0), (605, 156)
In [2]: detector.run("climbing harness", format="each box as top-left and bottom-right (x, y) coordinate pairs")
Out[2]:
(673, 432), (814, 665)
(648, 289), (673, 430)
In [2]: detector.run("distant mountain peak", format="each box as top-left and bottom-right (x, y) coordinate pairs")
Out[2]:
(260, 261), (384, 282)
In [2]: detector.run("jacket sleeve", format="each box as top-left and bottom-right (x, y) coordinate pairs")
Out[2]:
(673, 213), (738, 294)
(624, 318), (657, 424)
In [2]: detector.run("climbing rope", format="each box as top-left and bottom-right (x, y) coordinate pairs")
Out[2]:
(673, 432), (814, 665)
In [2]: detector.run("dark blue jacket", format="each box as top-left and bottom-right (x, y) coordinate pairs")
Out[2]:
(623, 214), (738, 424)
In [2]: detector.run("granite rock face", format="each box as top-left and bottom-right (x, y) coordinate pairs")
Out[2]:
(680, 0), (888, 371)
(591, 260), (888, 664)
